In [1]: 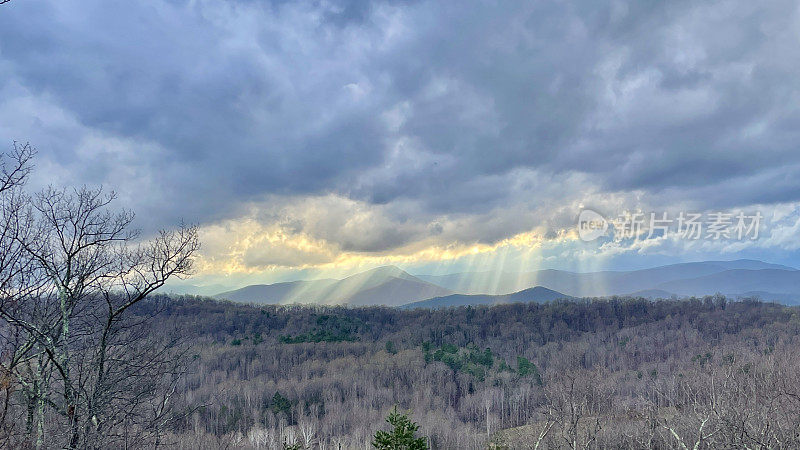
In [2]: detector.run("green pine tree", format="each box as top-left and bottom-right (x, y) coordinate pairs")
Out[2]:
(517, 356), (543, 386)
(372, 406), (428, 450)
(270, 391), (292, 416)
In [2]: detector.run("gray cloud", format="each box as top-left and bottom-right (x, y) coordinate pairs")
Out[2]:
(2, 0), (800, 257)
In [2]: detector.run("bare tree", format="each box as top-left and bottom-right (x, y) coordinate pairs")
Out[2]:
(544, 372), (603, 450)
(298, 416), (316, 448)
(0, 143), (199, 449)
(0, 143), (41, 445)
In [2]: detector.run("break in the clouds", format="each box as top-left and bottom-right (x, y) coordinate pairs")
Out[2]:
(2, 0), (800, 282)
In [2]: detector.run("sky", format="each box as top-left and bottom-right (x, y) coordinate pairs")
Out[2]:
(2, 0), (800, 291)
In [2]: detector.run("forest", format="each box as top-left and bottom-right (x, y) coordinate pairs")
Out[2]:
(110, 294), (800, 449)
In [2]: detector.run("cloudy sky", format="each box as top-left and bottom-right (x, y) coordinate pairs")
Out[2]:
(2, 0), (800, 290)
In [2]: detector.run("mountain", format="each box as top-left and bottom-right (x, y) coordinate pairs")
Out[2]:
(655, 269), (800, 303)
(158, 281), (235, 297)
(402, 286), (571, 309)
(416, 260), (796, 297)
(214, 279), (338, 303)
(736, 291), (800, 303)
(707, 260), (795, 271)
(215, 266), (452, 306)
(205, 259), (800, 306)
(627, 289), (678, 299)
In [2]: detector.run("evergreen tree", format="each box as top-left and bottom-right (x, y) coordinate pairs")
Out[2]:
(271, 391), (292, 416)
(517, 356), (543, 386)
(372, 407), (428, 450)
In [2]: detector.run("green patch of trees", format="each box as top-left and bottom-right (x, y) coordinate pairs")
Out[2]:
(423, 343), (498, 381)
(421, 341), (543, 384)
(516, 356), (543, 385)
(279, 314), (365, 343)
(279, 329), (358, 343)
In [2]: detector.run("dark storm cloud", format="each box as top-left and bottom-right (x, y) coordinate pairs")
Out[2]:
(1, 0), (800, 238)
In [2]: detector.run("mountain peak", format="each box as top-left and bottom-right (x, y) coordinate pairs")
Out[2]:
(341, 265), (415, 283)
(359, 265), (406, 276)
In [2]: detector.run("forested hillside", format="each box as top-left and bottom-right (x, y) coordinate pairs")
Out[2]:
(128, 295), (800, 449)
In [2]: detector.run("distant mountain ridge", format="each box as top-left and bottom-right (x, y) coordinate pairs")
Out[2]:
(415, 260), (797, 300)
(215, 266), (452, 307)
(402, 286), (572, 309)
(655, 269), (800, 299)
(210, 259), (800, 307)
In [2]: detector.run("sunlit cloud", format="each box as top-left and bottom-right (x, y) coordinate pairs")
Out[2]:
(2, 0), (800, 292)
